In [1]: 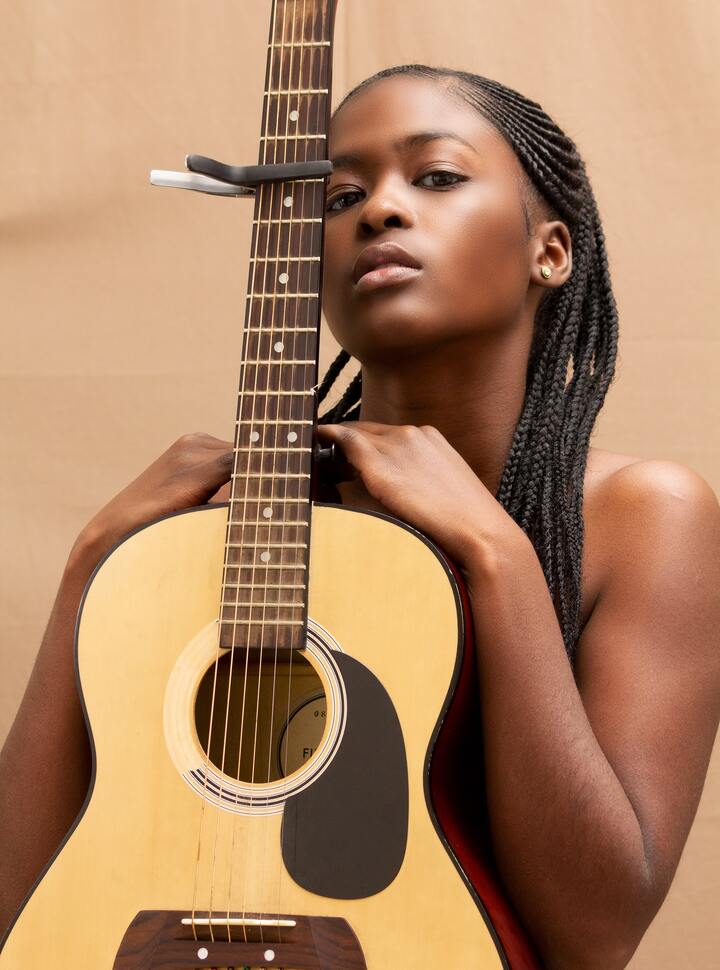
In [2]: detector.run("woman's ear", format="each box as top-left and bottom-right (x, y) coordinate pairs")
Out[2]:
(532, 220), (573, 287)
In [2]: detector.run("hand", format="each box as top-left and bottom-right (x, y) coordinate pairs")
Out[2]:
(74, 433), (233, 567)
(316, 421), (524, 569)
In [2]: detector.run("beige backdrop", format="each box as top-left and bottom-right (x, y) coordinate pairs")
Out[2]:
(2, 1), (718, 966)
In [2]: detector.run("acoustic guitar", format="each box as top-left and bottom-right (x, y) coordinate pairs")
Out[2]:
(0, 2), (541, 966)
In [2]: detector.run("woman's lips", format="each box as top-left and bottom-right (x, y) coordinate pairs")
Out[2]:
(354, 263), (422, 293)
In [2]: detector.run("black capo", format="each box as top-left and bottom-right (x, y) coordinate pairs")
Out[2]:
(150, 154), (333, 197)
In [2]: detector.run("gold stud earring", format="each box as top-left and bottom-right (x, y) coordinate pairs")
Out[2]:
(540, 266), (552, 279)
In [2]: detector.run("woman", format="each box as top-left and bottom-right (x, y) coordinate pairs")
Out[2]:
(1, 65), (718, 969)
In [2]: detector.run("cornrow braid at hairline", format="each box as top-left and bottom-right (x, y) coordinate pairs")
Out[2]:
(317, 64), (620, 665)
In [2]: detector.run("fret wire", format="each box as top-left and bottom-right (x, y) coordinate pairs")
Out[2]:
(260, 133), (327, 141)
(240, 390), (315, 397)
(225, 562), (307, 568)
(242, 359), (315, 364)
(235, 447), (306, 453)
(236, 419), (314, 425)
(224, 600), (305, 610)
(268, 40), (330, 47)
(251, 178), (326, 184)
(265, 88), (329, 95)
(228, 520), (309, 526)
(260, 135), (327, 143)
(228, 542), (306, 549)
(222, 619), (305, 626)
(252, 218), (323, 224)
(229, 496), (308, 502)
(222, 582), (306, 590)
(247, 293), (319, 299)
(230, 473), (310, 479)
(244, 327), (317, 332)
(249, 256), (321, 262)
(237, 390), (314, 396)
(253, 179), (330, 184)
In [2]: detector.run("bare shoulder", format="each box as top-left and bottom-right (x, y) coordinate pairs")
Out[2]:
(580, 447), (720, 623)
(584, 447), (720, 571)
(586, 446), (719, 508)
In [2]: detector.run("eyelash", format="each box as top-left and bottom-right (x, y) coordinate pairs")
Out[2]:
(326, 170), (468, 212)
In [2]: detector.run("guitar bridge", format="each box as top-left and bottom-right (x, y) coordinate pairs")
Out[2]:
(180, 916), (297, 928)
(114, 910), (366, 969)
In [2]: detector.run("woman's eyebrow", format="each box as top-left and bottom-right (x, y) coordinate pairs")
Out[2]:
(329, 130), (480, 171)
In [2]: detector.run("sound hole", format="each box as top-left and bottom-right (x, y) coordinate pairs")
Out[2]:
(194, 648), (327, 783)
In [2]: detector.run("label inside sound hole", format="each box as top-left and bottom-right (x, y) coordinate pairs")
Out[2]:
(278, 692), (327, 777)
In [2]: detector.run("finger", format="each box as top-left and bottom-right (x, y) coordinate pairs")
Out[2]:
(345, 420), (395, 435)
(178, 432), (233, 452)
(319, 420), (430, 440)
(205, 437), (234, 452)
(213, 449), (234, 473)
(316, 422), (384, 439)
(315, 423), (382, 468)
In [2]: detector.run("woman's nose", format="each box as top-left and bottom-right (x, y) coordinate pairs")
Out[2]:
(357, 182), (415, 236)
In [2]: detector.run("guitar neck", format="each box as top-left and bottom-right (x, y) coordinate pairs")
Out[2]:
(221, 0), (338, 650)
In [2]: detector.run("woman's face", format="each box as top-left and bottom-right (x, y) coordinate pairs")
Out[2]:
(321, 75), (540, 364)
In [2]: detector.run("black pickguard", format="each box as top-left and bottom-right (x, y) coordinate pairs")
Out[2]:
(281, 651), (408, 899)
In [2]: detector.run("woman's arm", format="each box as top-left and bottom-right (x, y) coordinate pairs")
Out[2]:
(316, 422), (720, 970)
(465, 459), (720, 968)
(0, 539), (96, 936)
(0, 432), (233, 936)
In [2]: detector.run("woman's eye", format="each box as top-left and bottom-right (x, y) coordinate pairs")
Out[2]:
(325, 171), (466, 213)
(416, 170), (466, 188)
(326, 190), (363, 212)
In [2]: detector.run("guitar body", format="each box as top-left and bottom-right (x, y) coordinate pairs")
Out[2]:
(0, 502), (534, 968)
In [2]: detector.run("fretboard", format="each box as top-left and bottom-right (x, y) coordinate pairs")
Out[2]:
(220, 0), (337, 650)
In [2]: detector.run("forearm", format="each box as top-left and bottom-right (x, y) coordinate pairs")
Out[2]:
(465, 531), (655, 970)
(0, 537), (98, 935)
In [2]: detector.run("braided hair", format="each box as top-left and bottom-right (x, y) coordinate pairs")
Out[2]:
(317, 65), (620, 664)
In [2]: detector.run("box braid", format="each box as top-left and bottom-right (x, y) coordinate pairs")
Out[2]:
(317, 65), (619, 665)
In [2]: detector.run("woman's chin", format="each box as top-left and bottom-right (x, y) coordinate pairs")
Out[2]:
(343, 317), (441, 362)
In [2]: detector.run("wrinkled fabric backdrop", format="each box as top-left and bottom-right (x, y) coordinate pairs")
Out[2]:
(1, 1), (718, 966)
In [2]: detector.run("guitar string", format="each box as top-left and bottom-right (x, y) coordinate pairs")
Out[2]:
(205, 185), (273, 941)
(272, 0), (303, 940)
(237, 3), (287, 942)
(223, 159), (271, 943)
(206, 23), (286, 925)
(263, 0), (316, 943)
(238, 0), (289, 944)
(275, 0), (324, 937)
(188, 516), (223, 941)
(220, 175), (280, 944)
(246, 0), (302, 941)
(254, 0), (307, 943)
(202, 0), (282, 945)
(238, 0), (301, 941)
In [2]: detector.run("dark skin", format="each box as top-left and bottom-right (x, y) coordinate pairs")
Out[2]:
(1, 74), (718, 969)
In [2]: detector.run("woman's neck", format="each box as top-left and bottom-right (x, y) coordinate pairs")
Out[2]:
(356, 333), (530, 499)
